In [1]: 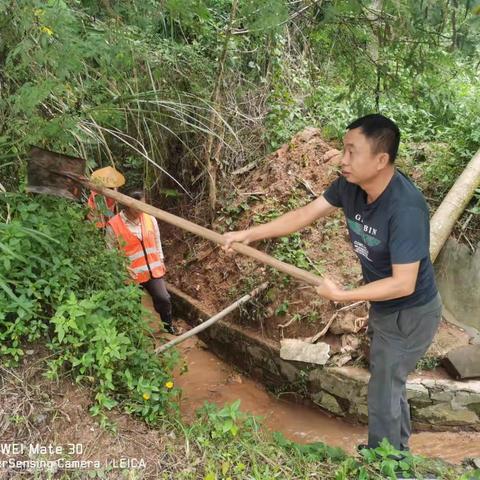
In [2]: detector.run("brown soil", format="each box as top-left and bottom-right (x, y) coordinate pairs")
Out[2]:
(163, 128), (361, 342)
(0, 346), (169, 479)
(426, 320), (471, 358)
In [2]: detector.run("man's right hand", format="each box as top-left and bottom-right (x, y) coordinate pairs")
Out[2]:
(222, 230), (252, 252)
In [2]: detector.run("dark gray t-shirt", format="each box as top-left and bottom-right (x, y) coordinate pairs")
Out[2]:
(323, 170), (437, 313)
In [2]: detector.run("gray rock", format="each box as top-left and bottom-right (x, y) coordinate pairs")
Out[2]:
(444, 345), (480, 380)
(406, 382), (430, 400)
(453, 391), (480, 406)
(455, 380), (480, 394)
(414, 403), (479, 425)
(430, 390), (454, 402)
(280, 339), (330, 365)
(314, 369), (361, 400)
(312, 391), (344, 416)
(435, 238), (480, 333)
(278, 360), (300, 383)
(246, 344), (264, 361)
(422, 378), (472, 393)
(33, 413), (48, 426)
(330, 366), (370, 384)
(348, 402), (369, 423)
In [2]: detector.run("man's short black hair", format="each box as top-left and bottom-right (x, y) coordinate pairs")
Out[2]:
(347, 114), (400, 163)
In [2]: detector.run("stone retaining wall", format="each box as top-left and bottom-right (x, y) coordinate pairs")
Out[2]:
(167, 284), (480, 431)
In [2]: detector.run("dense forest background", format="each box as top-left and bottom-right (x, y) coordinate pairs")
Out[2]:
(1, 0), (479, 211)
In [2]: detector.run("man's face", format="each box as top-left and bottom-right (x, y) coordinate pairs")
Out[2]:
(340, 128), (386, 185)
(127, 197), (145, 219)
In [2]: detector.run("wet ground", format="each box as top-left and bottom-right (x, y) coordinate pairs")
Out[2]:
(171, 334), (480, 464)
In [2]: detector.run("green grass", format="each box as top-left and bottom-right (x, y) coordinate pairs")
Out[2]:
(5, 397), (478, 480)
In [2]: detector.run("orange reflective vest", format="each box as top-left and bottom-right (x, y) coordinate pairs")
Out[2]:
(87, 191), (116, 228)
(108, 213), (166, 284)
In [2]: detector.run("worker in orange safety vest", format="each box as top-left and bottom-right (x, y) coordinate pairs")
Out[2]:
(106, 190), (176, 335)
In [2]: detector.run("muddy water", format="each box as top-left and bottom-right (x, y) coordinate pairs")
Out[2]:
(144, 292), (479, 465)
(169, 336), (480, 465)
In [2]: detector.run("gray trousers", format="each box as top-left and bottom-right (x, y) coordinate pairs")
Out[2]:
(367, 293), (442, 450)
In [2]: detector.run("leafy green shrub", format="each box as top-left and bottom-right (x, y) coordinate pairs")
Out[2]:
(359, 439), (425, 479)
(0, 0), (216, 194)
(416, 355), (441, 371)
(272, 232), (324, 274)
(273, 431), (347, 463)
(0, 193), (179, 424)
(196, 399), (260, 440)
(263, 4), (480, 205)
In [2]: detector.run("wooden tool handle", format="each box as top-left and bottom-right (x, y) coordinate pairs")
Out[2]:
(84, 180), (323, 287)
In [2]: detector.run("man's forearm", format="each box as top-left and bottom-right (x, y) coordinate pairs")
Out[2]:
(336, 277), (414, 302)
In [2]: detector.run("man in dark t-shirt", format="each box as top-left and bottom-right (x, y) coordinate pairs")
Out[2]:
(323, 167), (438, 314)
(223, 114), (442, 453)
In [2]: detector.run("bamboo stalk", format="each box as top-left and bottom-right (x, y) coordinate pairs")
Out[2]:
(155, 282), (268, 353)
(430, 148), (480, 262)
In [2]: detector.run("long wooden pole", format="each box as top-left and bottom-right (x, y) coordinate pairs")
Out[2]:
(430, 148), (480, 262)
(76, 177), (323, 287)
(155, 282), (268, 353)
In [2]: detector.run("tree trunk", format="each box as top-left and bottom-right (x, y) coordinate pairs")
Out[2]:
(368, 0), (383, 110)
(430, 148), (480, 262)
(451, 0), (458, 50)
(203, 0), (238, 221)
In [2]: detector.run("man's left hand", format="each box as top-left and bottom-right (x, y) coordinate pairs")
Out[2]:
(315, 277), (345, 301)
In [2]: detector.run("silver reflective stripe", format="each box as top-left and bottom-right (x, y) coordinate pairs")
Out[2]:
(132, 261), (164, 274)
(128, 251), (146, 261)
(148, 261), (164, 270)
(132, 265), (150, 274)
(128, 247), (157, 262)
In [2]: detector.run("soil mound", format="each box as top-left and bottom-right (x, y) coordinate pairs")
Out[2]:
(166, 129), (365, 354)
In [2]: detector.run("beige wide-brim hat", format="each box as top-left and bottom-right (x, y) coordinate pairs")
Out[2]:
(91, 166), (125, 188)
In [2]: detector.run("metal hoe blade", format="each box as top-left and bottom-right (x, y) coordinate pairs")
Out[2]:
(27, 146), (86, 200)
